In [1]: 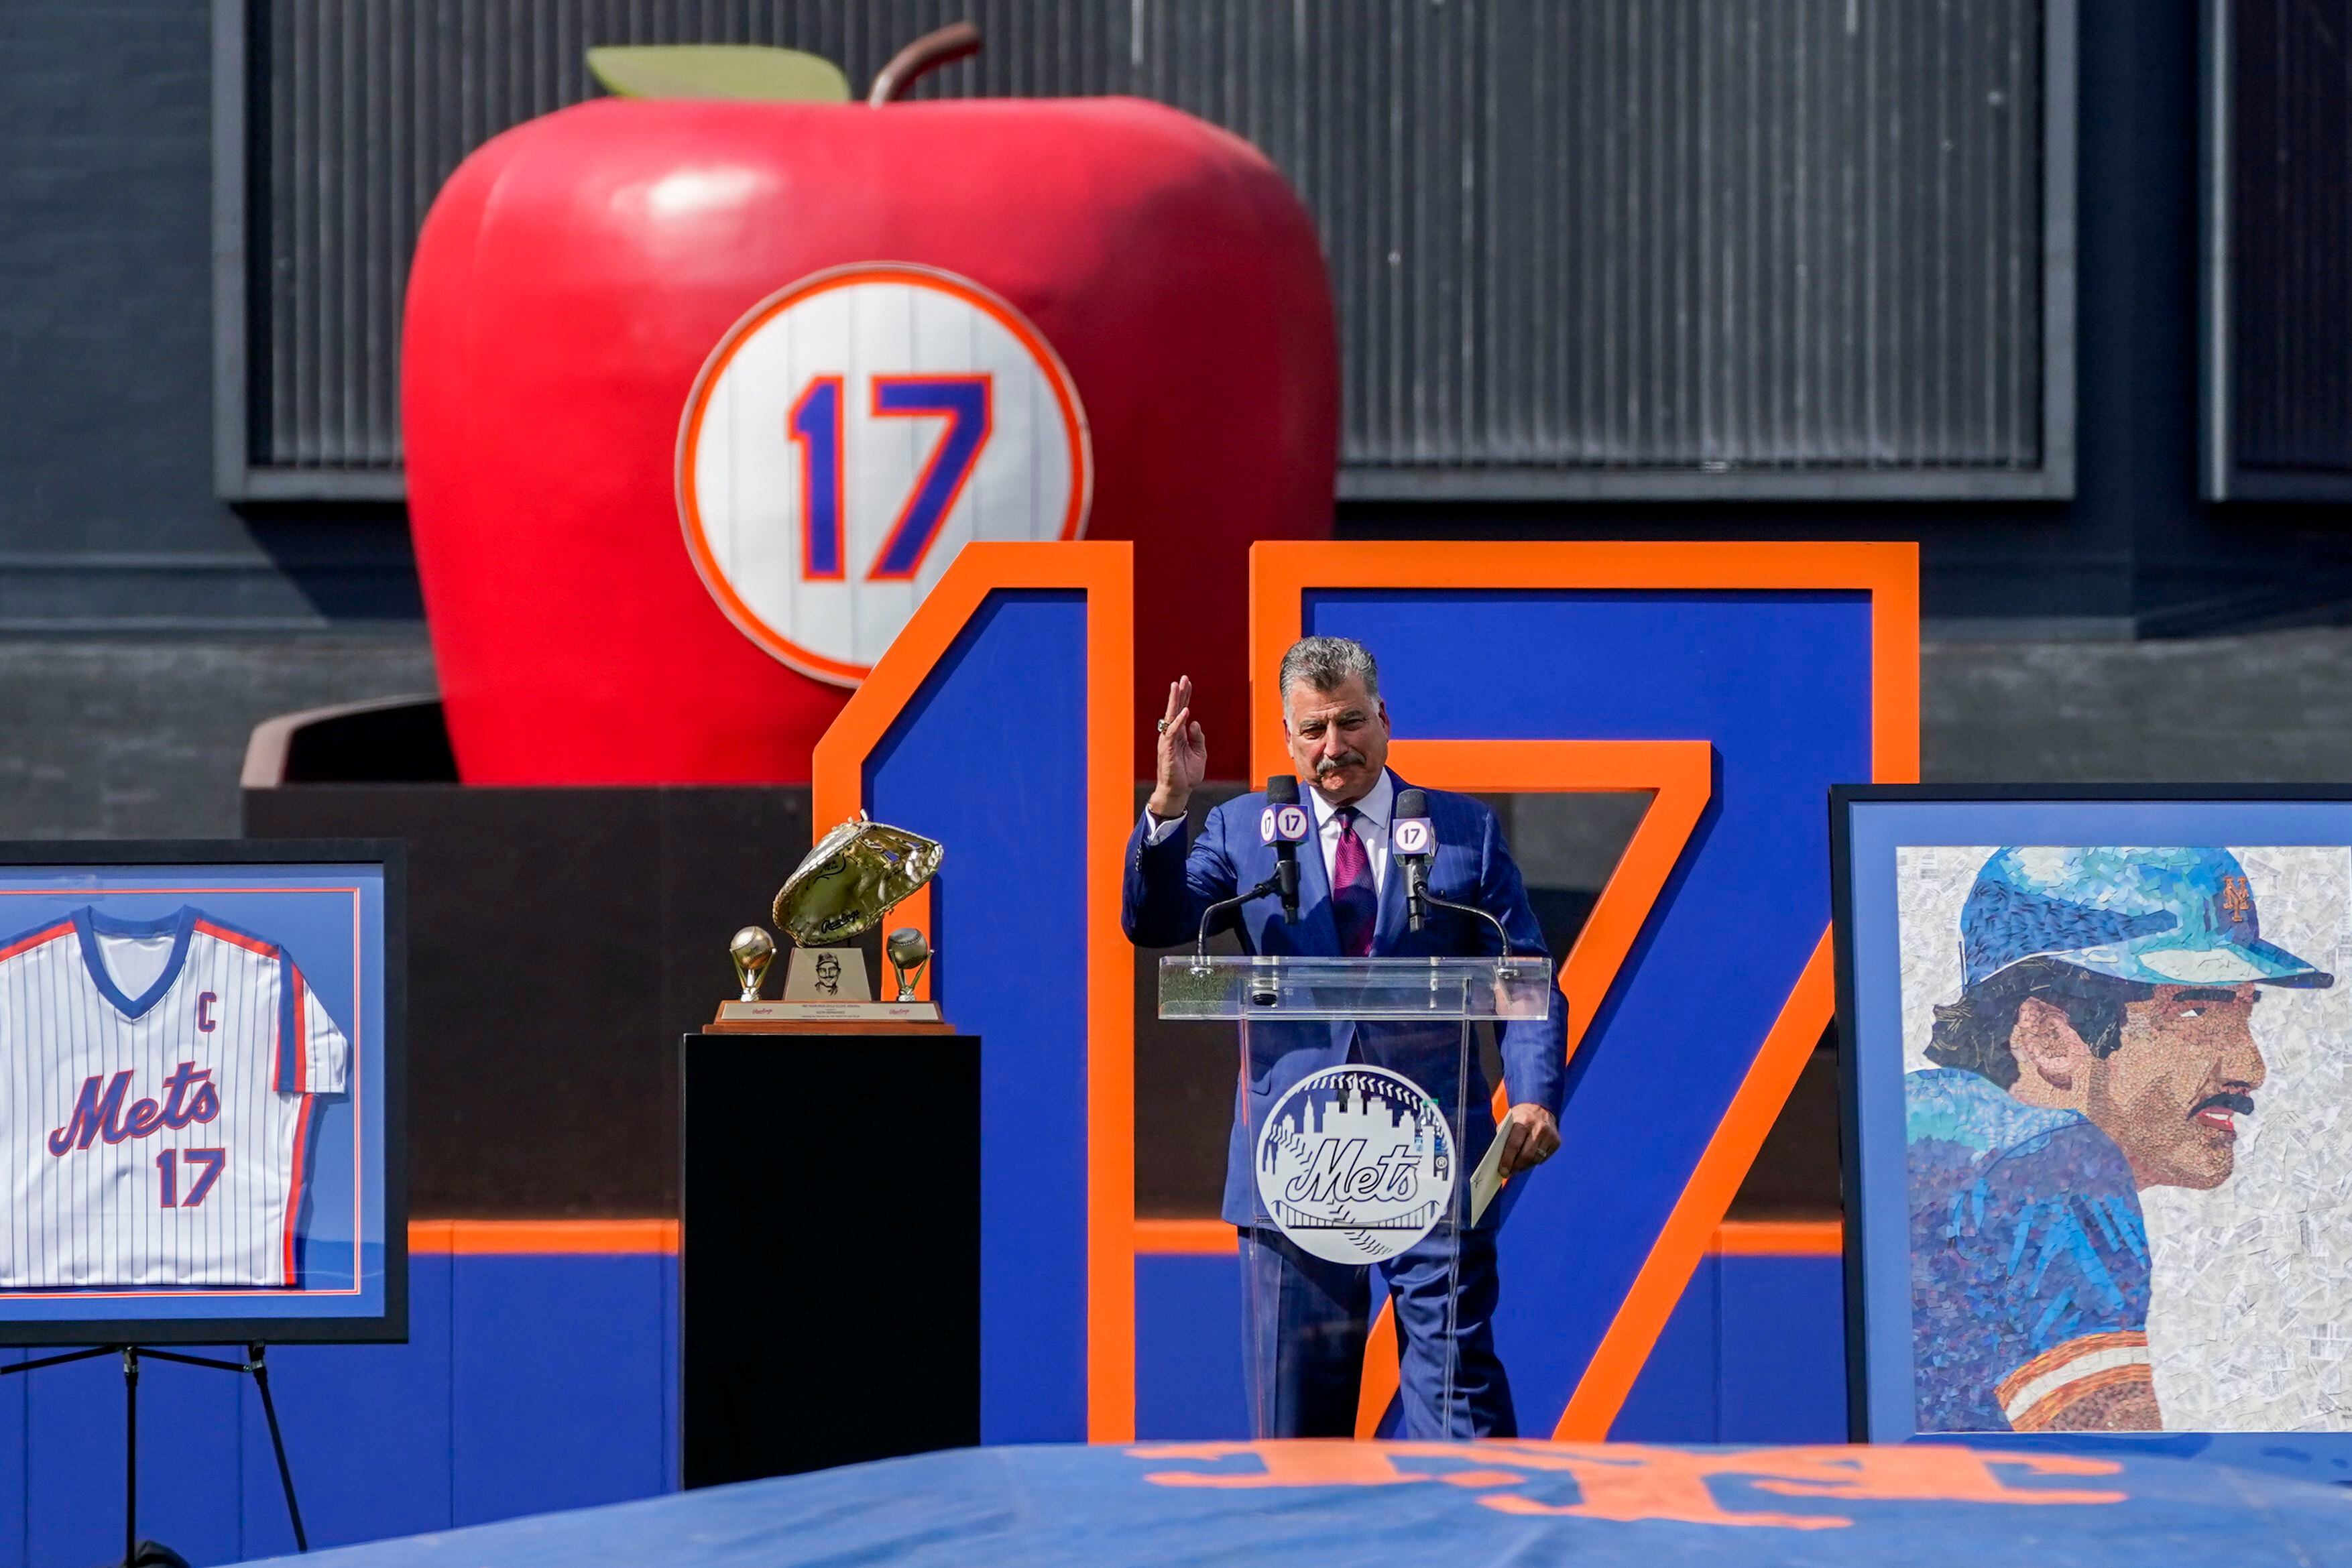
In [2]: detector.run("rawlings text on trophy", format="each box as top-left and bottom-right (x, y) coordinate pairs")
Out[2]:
(712, 814), (949, 1031)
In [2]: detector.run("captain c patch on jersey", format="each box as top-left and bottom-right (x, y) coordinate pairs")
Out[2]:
(0, 905), (349, 1289)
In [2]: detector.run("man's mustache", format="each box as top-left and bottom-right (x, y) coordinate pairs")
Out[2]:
(2192, 1091), (2256, 1118)
(1314, 753), (1366, 776)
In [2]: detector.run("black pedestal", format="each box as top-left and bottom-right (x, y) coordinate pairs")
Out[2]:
(681, 1030), (981, 1485)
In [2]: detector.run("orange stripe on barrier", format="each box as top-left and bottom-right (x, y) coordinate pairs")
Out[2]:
(1713, 1219), (1842, 1256)
(813, 540), (1136, 1444)
(1132, 1219), (1238, 1254)
(408, 1219), (681, 1254)
(1555, 930), (1839, 1437)
(406, 1217), (1838, 1260)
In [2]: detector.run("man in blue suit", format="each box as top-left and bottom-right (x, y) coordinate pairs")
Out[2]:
(1124, 636), (1566, 1439)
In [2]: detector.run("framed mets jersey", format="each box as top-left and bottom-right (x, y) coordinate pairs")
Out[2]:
(0, 841), (406, 1345)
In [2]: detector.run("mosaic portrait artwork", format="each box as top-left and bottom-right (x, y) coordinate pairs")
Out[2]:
(1893, 844), (2352, 1435)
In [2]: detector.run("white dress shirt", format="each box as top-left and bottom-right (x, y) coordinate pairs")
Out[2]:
(1308, 768), (1392, 897)
(1140, 769), (1395, 898)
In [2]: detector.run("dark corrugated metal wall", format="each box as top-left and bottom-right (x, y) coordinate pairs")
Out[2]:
(2225, 0), (2352, 477)
(241, 0), (2048, 481)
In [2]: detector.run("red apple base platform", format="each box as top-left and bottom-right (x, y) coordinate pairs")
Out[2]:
(239, 1441), (2345, 1567)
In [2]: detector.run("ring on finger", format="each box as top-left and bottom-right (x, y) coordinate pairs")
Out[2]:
(1155, 719), (1169, 734)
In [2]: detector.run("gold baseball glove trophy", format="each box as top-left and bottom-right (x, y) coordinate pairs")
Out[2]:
(713, 813), (946, 1031)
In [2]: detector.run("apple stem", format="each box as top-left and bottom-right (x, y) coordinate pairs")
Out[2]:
(868, 21), (984, 107)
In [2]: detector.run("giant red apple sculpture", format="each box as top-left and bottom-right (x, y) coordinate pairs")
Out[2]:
(402, 42), (1338, 784)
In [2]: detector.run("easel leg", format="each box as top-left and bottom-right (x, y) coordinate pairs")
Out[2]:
(0, 1343), (306, 1564)
(123, 1346), (138, 1568)
(247, 1344), (308, 1552)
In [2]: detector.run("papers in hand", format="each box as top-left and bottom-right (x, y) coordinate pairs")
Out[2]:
(1470, 1128), (1509, 1226)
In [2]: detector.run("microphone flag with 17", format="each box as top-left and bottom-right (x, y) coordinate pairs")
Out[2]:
(1393, 786), (1435, 933)
(1260, 774), (1308, 925)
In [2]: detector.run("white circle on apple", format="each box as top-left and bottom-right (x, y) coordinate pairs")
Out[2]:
(677, 263), (1093, 686)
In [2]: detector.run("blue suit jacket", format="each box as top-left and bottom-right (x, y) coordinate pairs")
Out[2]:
(1123, 772), (1569, 1228)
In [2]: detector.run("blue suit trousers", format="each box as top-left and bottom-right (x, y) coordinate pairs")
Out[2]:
(1239, 1223), (1517, 1440)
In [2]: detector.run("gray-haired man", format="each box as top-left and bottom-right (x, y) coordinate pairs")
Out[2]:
(1122, 636), (1567, 1438)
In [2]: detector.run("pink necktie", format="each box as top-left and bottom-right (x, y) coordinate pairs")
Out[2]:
(1332, 808), (1376, 957)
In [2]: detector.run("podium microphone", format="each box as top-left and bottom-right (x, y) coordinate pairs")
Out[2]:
(1262, 774), (1308, 924)
(1394, 788), (1435, 932)
(1395, 789), (1521, 971)
(1189, 776), (1307, 957)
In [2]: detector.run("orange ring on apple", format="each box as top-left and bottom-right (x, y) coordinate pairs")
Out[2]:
(674, 260), (1095, 687)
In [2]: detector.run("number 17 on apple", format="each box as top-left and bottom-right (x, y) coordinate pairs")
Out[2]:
(677, 262), (1094, 688)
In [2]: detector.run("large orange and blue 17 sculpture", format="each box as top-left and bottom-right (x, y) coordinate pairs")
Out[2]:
(809, 536), (1914, 1445)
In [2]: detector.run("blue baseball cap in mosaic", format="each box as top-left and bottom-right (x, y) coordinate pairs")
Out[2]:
(1961, 846), (2335, 990)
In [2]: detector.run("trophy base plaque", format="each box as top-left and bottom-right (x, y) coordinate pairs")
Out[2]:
(709, 998), (949, 1034)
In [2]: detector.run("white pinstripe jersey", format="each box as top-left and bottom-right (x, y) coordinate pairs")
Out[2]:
(0, 906), (349, 1288)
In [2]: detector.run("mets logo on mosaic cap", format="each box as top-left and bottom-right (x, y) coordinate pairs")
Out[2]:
(676, 262), (1094, 688)
(1256, 1065), (1454, 1264)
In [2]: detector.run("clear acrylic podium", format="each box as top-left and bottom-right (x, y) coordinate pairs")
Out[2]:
(1159, 954), (1553, 1439)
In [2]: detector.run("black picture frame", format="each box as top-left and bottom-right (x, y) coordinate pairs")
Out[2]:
(0, 838), (406, 1346)
(1830, 783), (2352, 1455)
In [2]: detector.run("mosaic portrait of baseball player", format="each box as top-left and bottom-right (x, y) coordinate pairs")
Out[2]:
(0, 855), (394, 1331)
(1893, 844), (2352, 1433)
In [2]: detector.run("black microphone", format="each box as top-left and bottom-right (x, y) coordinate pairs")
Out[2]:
(1394, 788), (1520, 971)
(1262, 774), (1307, 924)
(1394, 787), (1435, 933)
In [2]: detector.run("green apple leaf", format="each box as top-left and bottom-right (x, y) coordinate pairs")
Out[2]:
(587, 45), (851, 103)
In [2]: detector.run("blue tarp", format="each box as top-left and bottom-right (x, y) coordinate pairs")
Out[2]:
(242, 1441), (2352, 1567)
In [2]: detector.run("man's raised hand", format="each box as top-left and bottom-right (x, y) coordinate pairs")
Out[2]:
(1149, 676), (1208, 819)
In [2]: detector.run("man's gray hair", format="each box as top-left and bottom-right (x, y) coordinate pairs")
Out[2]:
(1278, 636), (1380, 703)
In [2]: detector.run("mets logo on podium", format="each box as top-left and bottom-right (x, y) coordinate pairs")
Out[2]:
(1256, 1065), (1454, 1264)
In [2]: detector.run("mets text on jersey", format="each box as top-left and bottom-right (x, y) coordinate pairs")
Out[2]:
(47, 1062), (223, 1152)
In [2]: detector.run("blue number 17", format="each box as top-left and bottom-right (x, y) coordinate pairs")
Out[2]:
(787, 374), (993, 585)
(156, 1147), (226, 1208)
